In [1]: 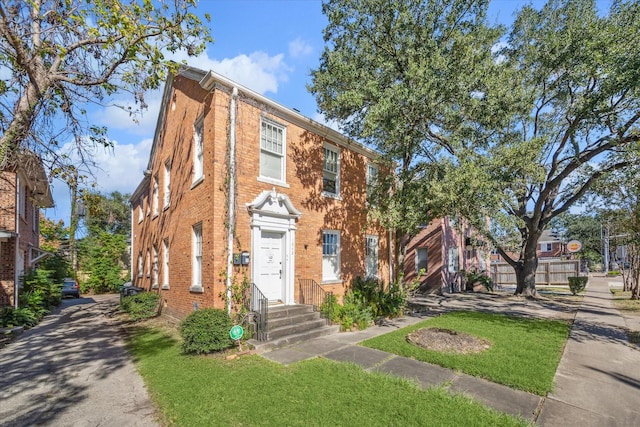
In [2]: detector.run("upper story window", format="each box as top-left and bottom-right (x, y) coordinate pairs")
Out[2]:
(260, 119), (285, 183)
(322, 144), (340, 197)
(540, 243), (552, 252)
(138, 203), (144, 223)
(366, 163), (378, 204)
(18, 182), (26, 218)
(163, 160), (171, 208)
(193, 118), (204, 183)
(152, 175), (159, 216)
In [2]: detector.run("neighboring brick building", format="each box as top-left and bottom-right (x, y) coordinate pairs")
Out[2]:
(130, 66), (391, 321)
(0, 151), (54, 307)
(403, 217), (490, 293)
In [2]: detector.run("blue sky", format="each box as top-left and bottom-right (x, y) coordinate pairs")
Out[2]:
(42, 0), (612, 227)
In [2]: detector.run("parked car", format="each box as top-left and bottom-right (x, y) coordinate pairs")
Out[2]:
(119, 281), (145, 302)
(61, 278), (80, 298)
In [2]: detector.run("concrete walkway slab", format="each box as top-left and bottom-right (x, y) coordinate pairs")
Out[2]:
(373, 356), (457, 388)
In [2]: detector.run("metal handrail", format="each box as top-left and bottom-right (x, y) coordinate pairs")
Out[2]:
(243, 282), (268, 341)
(297, 278), (333, 324)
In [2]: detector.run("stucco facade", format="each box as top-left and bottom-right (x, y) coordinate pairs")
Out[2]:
(130, 67), (391, 321)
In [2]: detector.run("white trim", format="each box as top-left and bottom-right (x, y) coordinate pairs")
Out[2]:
(247, 190), (299, 305)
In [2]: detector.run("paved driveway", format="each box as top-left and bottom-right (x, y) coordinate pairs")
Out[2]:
(0, 294), (159, 427)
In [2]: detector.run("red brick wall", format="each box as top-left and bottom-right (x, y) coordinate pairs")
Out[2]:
(131, 74), (390, 321)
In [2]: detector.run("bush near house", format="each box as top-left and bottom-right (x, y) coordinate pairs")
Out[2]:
(320, 277), (409, 331)
(568, 276), (588, 295)
(179, 308), (234, 354)
(1, 268), (62, 328)
(120, 292), (161, 321)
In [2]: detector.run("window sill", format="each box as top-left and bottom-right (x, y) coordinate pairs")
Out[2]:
(321, 279), (343, 285)
(257, 176), (290, 188)
(189, 285), (204, 293)
(152, 284), (159, 290)
(161, 284), (170, 290)
(152, 213), (159, 220)
(163, 204), (170, 211)
(191, 177), (204, 189)
(321, 192), (342, 201)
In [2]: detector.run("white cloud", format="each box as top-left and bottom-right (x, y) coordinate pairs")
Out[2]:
(168, 50), (291, 95)
(289, 38), (313, 58)
(313, 112), (342, 133)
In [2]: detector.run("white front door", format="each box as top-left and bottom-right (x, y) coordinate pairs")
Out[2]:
(258, 231), (285, 302)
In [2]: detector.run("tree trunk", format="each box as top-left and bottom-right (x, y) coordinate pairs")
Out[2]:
(514, 244), (539, 298)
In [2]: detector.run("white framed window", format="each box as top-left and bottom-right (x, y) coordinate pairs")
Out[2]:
(146, 250), (151, 277)
(540, 243), (552, 252)
(322, 230), (340, 281)
(416, 247), (428, 275)
(193, 118), (204, 183)
(260, 119), (285, 182)
(18, 181), (25, 218)
(366, 162), (378, 204)
(152, 245), (158, 288)
(162, 238), (169, 289)
(152, 175), (159, 216)
(365, 235), (379, 278)
(138, 203), (143, 223)
(163, 160), (171, 208)
(137, 253), (143, 277)
(448, 247), (459, 273)
(192, 223), (203, 291)
(322, 144), (340, 197)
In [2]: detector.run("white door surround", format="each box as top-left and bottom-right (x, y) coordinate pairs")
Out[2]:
(247, 189), (301, 305)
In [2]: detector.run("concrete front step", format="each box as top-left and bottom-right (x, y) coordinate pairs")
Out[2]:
(250, 324), (341, 353)
(246, 304), (339, 352)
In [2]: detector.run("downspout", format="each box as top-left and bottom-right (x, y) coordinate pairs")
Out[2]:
(14, 176), (19, 309)
(388, 229), (393, 284)
(130, 204), (134, 282)
(226, 87), (238, 315)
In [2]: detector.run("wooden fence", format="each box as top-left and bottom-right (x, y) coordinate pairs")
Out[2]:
(490, 260), (581, 286)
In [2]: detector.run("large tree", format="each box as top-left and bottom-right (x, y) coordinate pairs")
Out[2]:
(310, 0), (502, 268)
(588, 143), (640, 298)
(310, 0), (640, 297)
(0, 0), (211, 172)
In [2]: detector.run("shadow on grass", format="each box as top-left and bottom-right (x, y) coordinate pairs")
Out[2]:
(126, 325), (179, 361)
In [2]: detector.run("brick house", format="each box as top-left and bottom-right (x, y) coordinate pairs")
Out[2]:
(403, 217), (490, 293)
(490, 229), (564, 264)
(130, 66), (391, 321)
(0, 151), (54, 307)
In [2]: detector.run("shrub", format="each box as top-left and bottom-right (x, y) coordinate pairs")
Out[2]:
(180, 308), (234, 354)
(568, 276), (588, 295)
(351, 276), (408, 318)
(120, 292), (160, 321)
(338, 292), (373, 331)
(0, 307), (39, 328)
(461, 269), (494, 292)
(319, 293), (340, 324)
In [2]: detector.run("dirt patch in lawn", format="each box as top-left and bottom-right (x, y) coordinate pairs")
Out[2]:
(407, 327), (492, 354)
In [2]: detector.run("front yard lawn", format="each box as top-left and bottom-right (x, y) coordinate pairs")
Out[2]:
(362, 311), (570, 395)
(128, 326), (527, 427)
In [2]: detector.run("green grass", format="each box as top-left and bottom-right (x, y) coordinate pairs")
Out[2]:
(128, 326), (527, 427)
(610, 289), (640, 313)
(362, 311), (570, 395)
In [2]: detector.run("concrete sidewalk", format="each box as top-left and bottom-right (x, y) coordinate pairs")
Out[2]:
(538, 275), (640, 426)
(262, 275), (640, 425)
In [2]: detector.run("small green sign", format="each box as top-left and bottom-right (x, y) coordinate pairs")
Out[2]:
(229, 325), (244, 340)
